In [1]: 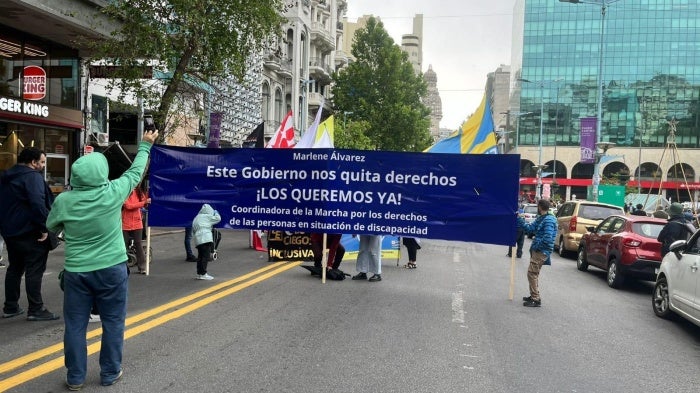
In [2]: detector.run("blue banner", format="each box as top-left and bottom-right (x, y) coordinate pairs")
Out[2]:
(148, 146), (520, 245)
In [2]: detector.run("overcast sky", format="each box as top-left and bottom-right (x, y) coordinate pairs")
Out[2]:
(346, 0), (516, 130)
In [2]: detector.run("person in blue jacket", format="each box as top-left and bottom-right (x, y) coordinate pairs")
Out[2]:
(518, 199), (557, 307)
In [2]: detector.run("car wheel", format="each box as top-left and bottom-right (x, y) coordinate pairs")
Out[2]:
(576, 247), (588, 271)
(607, 258), (625, 288)
(652, 277), (673, 319)
(558, 238), (567, 257)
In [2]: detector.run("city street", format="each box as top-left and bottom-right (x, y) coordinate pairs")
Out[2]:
(1, 230), (699, 392)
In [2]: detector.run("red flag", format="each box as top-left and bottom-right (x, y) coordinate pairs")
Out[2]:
(266, 111), (295, 148)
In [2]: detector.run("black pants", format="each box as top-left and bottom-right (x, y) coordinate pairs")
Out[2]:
(196, 242), (213, 275)
(508, 230), (525, 257)
(402, 238), (420, 262)
(4, 233), (50, 314)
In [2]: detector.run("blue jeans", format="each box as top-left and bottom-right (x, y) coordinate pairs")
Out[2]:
(184, 226), (194, 257)
(63, 263), (128, 386)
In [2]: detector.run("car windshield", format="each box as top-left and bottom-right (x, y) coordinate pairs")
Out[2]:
(578, 205), (622, 220)
(523, 206), (538, 214)
(632, 222), (665, 239)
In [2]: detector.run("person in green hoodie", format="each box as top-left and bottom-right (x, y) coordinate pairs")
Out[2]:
(47, 130), (158, 390)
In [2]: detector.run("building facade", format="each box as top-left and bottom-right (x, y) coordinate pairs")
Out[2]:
(510, 0), (700, 203)
(0, 0), (115, 193)
(423, 65), (443, 139)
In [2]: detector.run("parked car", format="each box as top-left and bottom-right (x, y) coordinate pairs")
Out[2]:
(520, 203), (539, 238)
(652, 231), (700, 327)
(555, 200), (624, 257)
(576, 215), (666, 288)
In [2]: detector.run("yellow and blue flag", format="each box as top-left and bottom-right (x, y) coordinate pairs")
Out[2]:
(425, 93), (498, 154)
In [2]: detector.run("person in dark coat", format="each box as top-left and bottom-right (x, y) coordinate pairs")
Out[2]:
(0, 147), (58, 321)
(631, 203), (647, 216)
(657, 202), (695, 257)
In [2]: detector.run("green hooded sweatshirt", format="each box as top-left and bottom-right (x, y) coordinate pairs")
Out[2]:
(47, 141), (152, 272)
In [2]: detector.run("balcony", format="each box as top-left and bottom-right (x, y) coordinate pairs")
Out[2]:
(309, 57), (332, 82)
(334, 50), (349, 68)
(310, 22), (334, 51)
(263, 53), (281, 71)
(278, 60), (293, 78)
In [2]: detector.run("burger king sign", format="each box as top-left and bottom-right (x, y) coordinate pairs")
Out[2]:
(23, 65), (46, 101)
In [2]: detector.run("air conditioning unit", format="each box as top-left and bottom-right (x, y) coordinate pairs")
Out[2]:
(96, 132), (109, 146)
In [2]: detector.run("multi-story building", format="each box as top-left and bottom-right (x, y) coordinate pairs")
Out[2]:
(0, 0), (116, 193)
(260, 0), (347, 143)
(510, 0), (700, 203)
(423, 65), (443, 139)
(401, 14), (423, 75)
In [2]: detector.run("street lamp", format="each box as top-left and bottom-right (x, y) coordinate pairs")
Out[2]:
(532, 164), (548, 200)
(343, 111), (353, 128)
(558, 0), (620, 202)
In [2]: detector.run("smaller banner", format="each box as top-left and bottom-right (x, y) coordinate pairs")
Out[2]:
(267, 231), (314, 262)
(580, 117), (596, 163)
(207, 112), (222, 148)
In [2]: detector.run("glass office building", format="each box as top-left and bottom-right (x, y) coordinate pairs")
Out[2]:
(511, 0), (700, 202)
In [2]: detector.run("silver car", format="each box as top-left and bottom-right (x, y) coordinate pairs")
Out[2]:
(652, 230), (700, 327)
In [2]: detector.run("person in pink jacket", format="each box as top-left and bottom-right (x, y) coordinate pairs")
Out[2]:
(121, 183), (150, 273)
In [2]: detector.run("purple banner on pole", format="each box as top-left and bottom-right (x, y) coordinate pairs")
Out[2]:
(580, 117), (597, 163)
(207, 112), (222, 148)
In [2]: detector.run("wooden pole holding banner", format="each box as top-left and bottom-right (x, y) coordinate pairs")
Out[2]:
(508, 252), (515, 300)
(145, 226), (151, 276)
(321, 233), (328, 283)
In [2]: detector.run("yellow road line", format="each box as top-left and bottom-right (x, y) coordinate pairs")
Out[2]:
(0, 261), (300, 392)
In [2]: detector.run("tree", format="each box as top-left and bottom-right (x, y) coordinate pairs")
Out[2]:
(87, 0), (284, 140)
(332, 17), (431, 152)
(334, 119), (374, 150)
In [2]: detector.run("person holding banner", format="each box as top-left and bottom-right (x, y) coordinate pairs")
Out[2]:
(517, 199), (556, 308)
(352, 235), (382, 282)
(47, 129), (158, 389)
(402, 237), (421, 269)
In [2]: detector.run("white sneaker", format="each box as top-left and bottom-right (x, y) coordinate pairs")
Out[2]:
(196, 273), (214, 280)
(89, 314), (101, 323)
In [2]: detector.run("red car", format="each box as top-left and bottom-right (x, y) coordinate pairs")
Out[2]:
(576, 214), (667, 288)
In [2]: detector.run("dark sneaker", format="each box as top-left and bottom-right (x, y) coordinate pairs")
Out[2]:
(26, 308), (60, 321)
(351, 272), (367, 280)
(2, 308), (25, 318)
(66, 379), (83, 391)
(523, 299), (541, 307)
(185, 255), (197, 262)
(522, 296), (532, 301)
(368, 274), (382, 282)
(101, 369), (123, 386)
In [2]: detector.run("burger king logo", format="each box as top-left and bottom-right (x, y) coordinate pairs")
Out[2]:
(23, 66), (46, 101)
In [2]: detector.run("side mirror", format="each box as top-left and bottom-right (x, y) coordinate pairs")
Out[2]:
(669, 239), (687, 259)
(585, 226), (595, 232)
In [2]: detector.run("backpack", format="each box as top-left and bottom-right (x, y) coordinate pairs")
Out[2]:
(326, 268), (349, 281)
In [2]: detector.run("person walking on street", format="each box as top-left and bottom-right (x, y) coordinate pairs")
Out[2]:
(192, 204), (221, 280)
(122, 183), (150, 273)
(518, 199), (557, 307)
(0, 147), (59, 321)
(47, 129), (158, 390)
(657, 202), (695, 257)
(352, 234), (382, 282)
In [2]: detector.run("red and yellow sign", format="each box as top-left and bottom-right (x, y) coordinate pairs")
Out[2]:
(23, 66), (46, 101)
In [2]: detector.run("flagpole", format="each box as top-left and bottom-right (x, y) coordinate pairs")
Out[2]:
(321, 233), (328, 284)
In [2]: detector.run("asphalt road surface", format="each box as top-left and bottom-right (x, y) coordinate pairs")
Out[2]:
(1, 230), (698, 393)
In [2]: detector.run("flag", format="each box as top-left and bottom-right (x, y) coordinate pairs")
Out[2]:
(313, 128), (333, 148)
(266, 111), (295, 148)
(317, 115), (334, 146)
(425, 93), (498, 154)
(242, 122), (265, 148)
(295, 102), (324, 148)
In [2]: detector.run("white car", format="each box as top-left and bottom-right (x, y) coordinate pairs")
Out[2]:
(652, 231), (700, 327)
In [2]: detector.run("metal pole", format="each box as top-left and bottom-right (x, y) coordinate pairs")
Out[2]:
(537, 89), (544, 200)
(592, 2), (607, 202)
(505, 111), (511, 153)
